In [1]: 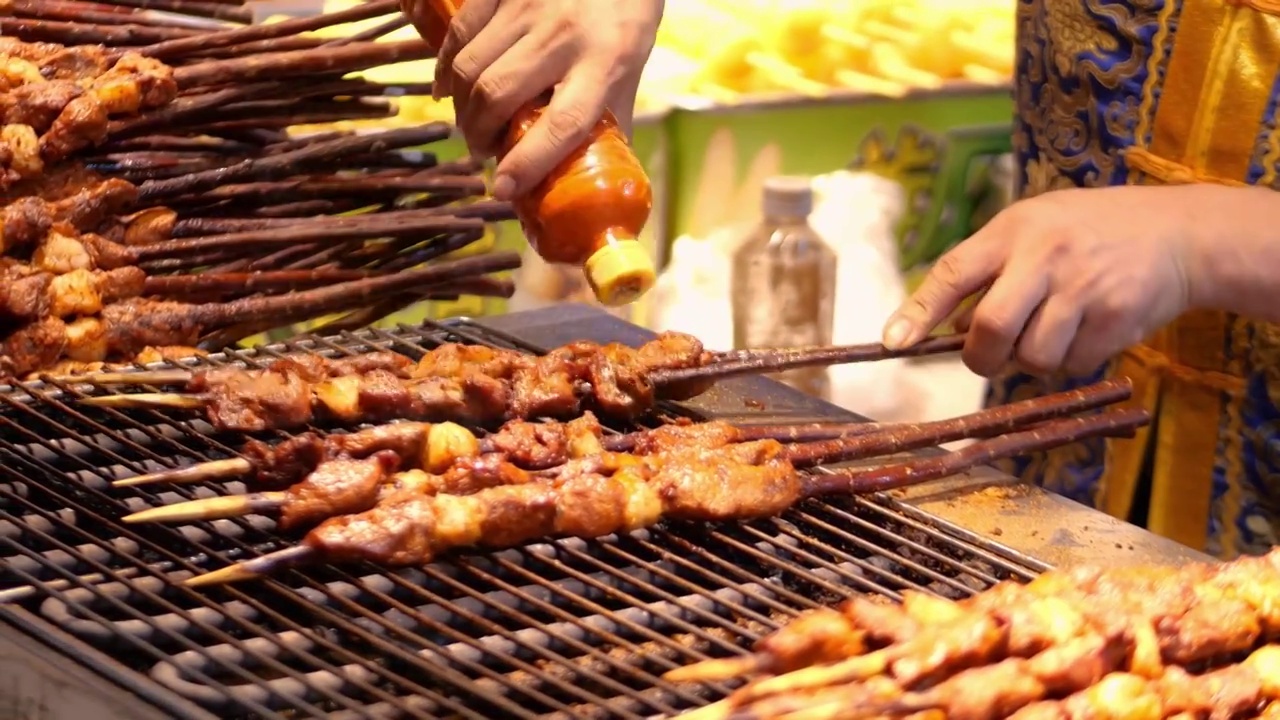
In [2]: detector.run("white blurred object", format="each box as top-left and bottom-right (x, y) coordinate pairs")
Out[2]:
(646, 225), (747, 351)
(809, 170), (921, 422)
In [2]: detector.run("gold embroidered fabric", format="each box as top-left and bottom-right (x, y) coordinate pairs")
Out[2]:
(997, 0), (1280, 558)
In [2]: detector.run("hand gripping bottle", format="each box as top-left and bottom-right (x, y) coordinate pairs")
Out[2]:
(401, 0), (657, 306)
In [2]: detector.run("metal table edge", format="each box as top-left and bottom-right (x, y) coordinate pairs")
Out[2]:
(0, 605), (215, 720)
(475, 304), (1212, 570)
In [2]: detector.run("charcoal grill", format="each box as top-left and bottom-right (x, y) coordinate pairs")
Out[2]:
(0, 304), (1209, 720)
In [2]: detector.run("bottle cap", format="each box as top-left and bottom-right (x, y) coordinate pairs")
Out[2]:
(584, 238), (657, 307)
(762, 176), (814, 219)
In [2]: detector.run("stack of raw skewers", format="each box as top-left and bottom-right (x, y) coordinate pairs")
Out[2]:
(663, 546), (1280, 720)
(83, 330), (1149, 588)
(0, 0), (520, 379)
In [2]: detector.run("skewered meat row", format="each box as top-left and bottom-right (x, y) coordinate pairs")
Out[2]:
(181, 405), (1147, 586)
(2, 252), (520, 377)
(33, 344), (207, 378)
(121, 380), (1135, 528)
(0, 34), (432, 185)
(666, 545), (1280, 720)
(0, 177), (137, 253)
(113, 378), (1131, 490)
(0, 26), (515, 376)
(82, 332), (968, 431)
(116, 379), (1135, 534)
(1007, 648), (1280, 720)
(125, 415), (616, 529)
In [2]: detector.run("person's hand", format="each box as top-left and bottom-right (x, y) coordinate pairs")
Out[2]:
(881, 185), (1201, 377)
(430, 0), (663, 200)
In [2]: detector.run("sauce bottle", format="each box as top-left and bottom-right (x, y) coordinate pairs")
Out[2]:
(731, 176), (837, 399)
(400, 0), (657, 306)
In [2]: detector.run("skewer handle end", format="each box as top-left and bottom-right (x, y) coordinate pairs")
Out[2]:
(81, 392), (206, 410)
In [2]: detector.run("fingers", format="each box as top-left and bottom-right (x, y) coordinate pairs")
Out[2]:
(1061, 314), (1142, 377)
(433, 0), (500, 99)
(1013, 298), (1083, 375)
(883, 237), (1003, 350)
(493, 64), (609, 199)
(961, 261), (1049, 377)
(459, 33), (574, 157)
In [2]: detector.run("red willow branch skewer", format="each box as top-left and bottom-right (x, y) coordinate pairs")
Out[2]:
(136, 124), (455, 202)
(0, 17), (203, 45)
(802, 408), (1148, 497)
(12, 0), (218, 28)
(171, 39), (433, 89)
(109, 379), (1131, 493)
(83, 0), (252, 23)
(181, 407), (1149, 587)
(654, 334), (968, 387)
(165, 173), (487, 209)
(120, 214), (490, 265)
(140, 0), (402, 59)
(328, 15), (411, 45)
(192, 270), (512, 351)
(141, 269), (377, 297)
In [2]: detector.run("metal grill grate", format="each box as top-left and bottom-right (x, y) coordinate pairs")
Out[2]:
(0, 319), (1048, 720)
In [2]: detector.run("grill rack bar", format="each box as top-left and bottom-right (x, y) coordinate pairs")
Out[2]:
(0, 318), (1045, 719)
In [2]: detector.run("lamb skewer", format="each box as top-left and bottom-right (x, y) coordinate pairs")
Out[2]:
(108, 378), (1131, 494)
(78, 333), (968, 431)
(2, 252), (521, 377)
(671, 544), (1280, 720)
(118, 383), (1136, 527)
(181, 408), (1149, 587)
(1004, 647), (1280, 720)
(122, 415), (617, 527)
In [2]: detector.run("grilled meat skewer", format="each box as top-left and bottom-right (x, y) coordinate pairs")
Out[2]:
(0, 261), (380, 322)
(1005, 646), (1280, 720)
(123, 416), (612, 527)
(674, 548), (1280, 720)
(123, 397), (1134, 527)
(183, 408), (1148, 586)
(80, 333), (967, 431)
(111, 378), (1129, 490)
(1, 252), (520, 377)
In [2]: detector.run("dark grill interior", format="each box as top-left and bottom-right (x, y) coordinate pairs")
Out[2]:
(0, 319), (1049, 720)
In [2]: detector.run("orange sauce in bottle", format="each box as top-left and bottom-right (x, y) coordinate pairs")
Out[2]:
(400, 0), (657, 306)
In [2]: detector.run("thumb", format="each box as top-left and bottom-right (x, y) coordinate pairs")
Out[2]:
(883, 241), (1000, 349)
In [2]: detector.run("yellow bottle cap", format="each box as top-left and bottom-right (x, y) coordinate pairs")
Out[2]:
(584, 239), (657, 307)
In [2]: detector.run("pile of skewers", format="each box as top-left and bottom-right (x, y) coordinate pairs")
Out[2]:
(0, 0), (520, 379)
(81, 331), (1149, 588)
(664, 547), (1280, 720)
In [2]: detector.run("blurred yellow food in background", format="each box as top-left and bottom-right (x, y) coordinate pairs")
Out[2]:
(278, 0), (1013, 125)
(644, 0), (1013, 106)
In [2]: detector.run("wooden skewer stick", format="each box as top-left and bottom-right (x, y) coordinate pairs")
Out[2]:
(186, 544), (315, 587)
(114, 457), (250, 488)
(87, 392), (206, 409)
(122, 492), (286, 523)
